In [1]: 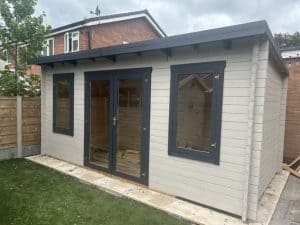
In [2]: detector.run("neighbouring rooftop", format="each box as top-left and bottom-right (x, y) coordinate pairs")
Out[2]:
(281, 45), (300, 59)
(49, 9), (167, 38)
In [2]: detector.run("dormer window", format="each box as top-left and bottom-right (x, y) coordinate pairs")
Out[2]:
(64, 31), (79, 53)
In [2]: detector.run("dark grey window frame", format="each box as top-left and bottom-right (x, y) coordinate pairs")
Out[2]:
(168, 61), (226, 165)
(53, 73), (74, 136)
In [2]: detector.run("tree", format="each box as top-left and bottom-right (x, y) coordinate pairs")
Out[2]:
(0, 0), (50, 96)
(0, 70), (40, 96)
(274, 32), (300, 48)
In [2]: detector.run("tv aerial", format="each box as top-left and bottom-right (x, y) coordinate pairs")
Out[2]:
(90, 5), (101, 17)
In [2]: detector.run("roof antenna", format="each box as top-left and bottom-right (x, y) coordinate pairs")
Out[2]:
(90, 4), (101, 17)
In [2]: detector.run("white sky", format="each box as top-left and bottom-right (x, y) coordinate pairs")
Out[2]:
(35, 0), (300, 36)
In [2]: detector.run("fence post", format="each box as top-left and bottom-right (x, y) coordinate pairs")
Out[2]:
(17, 96), (23, 158)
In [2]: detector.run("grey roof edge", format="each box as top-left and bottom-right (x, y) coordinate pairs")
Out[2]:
(29, 20), (288, 75)
(262, 21), (289, 75)
(50, 9), (167, 37)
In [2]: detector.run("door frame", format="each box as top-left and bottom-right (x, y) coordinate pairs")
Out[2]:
(84, 67), (152, 185)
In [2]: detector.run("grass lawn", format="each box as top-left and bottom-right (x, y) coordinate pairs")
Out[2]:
(0, 159), (189, 225)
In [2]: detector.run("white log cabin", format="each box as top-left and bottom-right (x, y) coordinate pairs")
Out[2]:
(29, 20), (288, 222)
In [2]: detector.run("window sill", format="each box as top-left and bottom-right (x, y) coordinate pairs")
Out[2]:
(168, 148), (220, 165)
(53, 128), (74, 137)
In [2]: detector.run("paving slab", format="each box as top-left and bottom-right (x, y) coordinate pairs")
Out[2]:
(270, 175), (300, 225)
(255, 171), (290, 225)
(293, 210), (300, 223)
(26, 155), (289, 225)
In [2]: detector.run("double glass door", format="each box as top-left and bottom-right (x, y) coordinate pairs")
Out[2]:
(84, 68), (151, 185)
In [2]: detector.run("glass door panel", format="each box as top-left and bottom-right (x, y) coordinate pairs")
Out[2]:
(116, 79), (143, 177)
(89, 80), (110, 168)
(85, 68), (150, 185)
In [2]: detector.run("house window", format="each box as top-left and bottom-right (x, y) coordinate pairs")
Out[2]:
(42, 38), (54, 56)
(2, 49), (12, 64)
(64, 31), (79, 53)
(53, 74), (74, 136)
(168, 61), (225, 164)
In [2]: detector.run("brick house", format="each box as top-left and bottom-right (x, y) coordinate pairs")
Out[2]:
(41, 10), (165, 57)
(1, 10), (166, 73)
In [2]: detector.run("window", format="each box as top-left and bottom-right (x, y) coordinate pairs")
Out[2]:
(1, 46), (26, 66)
(64, 31), (79, 53)
(53, 74), (74, 136)
(2, 49), (13, 64)
(42, 38), (54, 56)
(168, 61), (225, 164)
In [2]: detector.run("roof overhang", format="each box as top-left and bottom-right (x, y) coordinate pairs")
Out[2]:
(29, 20), (288, 76)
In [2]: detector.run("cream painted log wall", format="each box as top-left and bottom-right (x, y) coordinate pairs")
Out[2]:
(246, 40), (270, 220)
(40, 38), (284, 220)
(245, 42), (287, 220)
(148, 45), (253, 217)
(257, 59), (287, 197)
(41, 69), (85, 165)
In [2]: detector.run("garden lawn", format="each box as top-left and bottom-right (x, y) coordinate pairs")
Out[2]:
(0, 159), (189, 225)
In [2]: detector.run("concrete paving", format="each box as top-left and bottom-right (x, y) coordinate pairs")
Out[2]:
(270, 175), (300, 225)
(26, 155), (289, 225)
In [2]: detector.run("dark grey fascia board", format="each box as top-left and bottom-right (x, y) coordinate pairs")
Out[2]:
(29, 20), (287, 75)
(269, 44), (289, 76)
(262, 21), (289, 75)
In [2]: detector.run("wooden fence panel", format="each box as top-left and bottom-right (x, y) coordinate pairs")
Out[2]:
(22, 97), (41, 146)
(284, 62), (300, 162)
(0, 97), (41, 152)
(0, 97), (17, 149)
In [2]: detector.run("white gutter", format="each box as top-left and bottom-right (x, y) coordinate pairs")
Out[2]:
(242, 39), (260, 222)
(47, 13), (166, 38)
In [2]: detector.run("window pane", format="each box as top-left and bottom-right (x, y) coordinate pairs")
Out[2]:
(89, 80), (110, 168)
(72, 39), (79, 52)
(64, 33), (69, 53)
(42, 41), (47, 56)
(116, 79), (142, 177)
(69, 36), (72, 52)
(72, 32), (78, 38)
(3, 50), (12, 63)
(176, 74), (214, 152)
(56, 80), (71, 129)
(48, 39), (53, 56)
